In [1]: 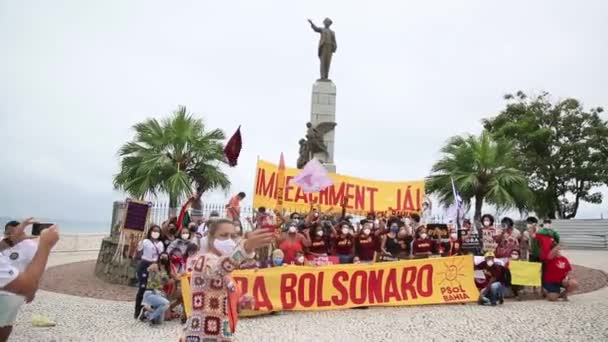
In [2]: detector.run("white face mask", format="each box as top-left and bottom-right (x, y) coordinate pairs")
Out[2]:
(511, 254), (519, 260)
(486, 260), (494, 267)
(483, 220), (491, 227)
(151, 232), (160, 240)
(404, 218), (411, 225)
(316, 230), (324, 237)
(341, 228), (349, 235)
(420, 233), (428, 239)
(181, 233), (190, 240)
(297, 256), (305, 264)
(213, 238), (237, 255)
(288, 226), (297, 233)
(363, 228), (371, 236)
(450, 233), (458, 240)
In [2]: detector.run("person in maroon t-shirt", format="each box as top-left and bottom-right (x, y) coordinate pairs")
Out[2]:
(355, 222), (378, 263)
(411, 227), (436, 258)
(332, 221), (355, 264)
(475, 252), (508, 305)
(307, 224), (329, 256)
(543, 249), (578, 301)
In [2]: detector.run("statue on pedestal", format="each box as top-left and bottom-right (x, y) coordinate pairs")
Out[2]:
(297, 122), (337, 168)
(307, 18), (337, 81)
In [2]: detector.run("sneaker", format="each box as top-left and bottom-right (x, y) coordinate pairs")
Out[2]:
(149, 318), (160, 326)
(138, 310), (147, 322)
(499, 297), (504, 305)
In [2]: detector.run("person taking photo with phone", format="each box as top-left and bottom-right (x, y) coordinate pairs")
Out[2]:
(0, 219), (60, 342)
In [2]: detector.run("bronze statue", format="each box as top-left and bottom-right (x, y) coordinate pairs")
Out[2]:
(297, 139), (309, 169)
(302, 121), (337, 165)
(307, 18), (337, 81)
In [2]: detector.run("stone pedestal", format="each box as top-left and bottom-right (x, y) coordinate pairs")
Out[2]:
(310, 80), (337, 173)
(94, 200), (137, 286)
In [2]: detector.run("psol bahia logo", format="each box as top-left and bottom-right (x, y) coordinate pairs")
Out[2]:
(438, 258), (471, 302)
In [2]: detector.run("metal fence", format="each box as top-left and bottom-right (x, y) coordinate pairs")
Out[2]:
(551, 219), (608, 249)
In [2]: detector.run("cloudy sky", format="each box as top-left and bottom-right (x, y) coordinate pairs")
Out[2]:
(1, 0), (607, 224)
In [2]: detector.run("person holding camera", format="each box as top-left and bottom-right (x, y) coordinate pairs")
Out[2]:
(0, 219), (60, 342)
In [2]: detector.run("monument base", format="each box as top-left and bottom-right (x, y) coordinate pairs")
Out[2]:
(311, 80), (337, 172)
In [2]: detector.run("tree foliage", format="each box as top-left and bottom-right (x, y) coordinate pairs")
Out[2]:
(483, 91), (608, 219)
(113, 106), (230, 208)
(426, 131), (532, 221)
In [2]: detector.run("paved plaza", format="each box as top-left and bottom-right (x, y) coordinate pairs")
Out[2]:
(10, 250), (608, 342)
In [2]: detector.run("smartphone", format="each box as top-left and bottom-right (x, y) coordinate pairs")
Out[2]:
(32, 223), (53, 236)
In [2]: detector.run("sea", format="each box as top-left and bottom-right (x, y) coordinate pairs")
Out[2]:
(0, 216), (109, 234)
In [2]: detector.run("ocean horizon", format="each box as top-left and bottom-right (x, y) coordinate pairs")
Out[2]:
(0, 216), (109, 234)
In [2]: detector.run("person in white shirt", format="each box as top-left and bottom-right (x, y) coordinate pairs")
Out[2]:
(134, 225), (165, 319)
(0, 219), (59, 342)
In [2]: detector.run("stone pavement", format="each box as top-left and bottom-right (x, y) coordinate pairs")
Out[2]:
(9, 250), (608, 342)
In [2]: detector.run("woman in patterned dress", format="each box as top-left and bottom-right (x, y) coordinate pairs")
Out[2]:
(181, 219), (273, 342)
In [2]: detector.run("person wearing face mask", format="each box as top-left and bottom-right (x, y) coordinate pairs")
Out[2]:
(134, 225), (164, 319)
(167, 228), (192, 256)
(277, 224), (310, 264)
(332, 222), (355, 264)
(443, 230), (462, 257)
(411, 227), (436, 258)
(506, 250), (523, 300)
(272, 249), (285, 267)
(475, 252), (508, 306)
(381, 223), (403, 261)
(294, 251), (306, 266)
(495, 217), (521, 258)
(182, 219), (273, 342)
(480, 214), (498, 254)
(521, 216), (538, 261)
(307, 224), (330, 259)
(139, 253), (171, 325)
(355, 221), (378, 263)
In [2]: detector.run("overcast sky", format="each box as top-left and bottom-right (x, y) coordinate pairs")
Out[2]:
(1, 0), (607, 223)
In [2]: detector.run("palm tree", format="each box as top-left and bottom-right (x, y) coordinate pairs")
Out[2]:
(113, 106), (230, 213)
(425, 131), (531, 221)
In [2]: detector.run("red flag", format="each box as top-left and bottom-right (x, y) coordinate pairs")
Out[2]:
(224, 126), (242, 167)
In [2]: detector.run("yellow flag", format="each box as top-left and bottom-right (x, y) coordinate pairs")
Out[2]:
(509, 260), (542, 286)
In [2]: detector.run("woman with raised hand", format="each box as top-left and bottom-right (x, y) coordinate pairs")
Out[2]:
(181, 219), (274, 342)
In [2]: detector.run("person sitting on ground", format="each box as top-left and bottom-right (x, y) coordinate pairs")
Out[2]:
(495, 217), (521, 258)
(543, 247), (577, 301)
(411, 226), (436, 258)
(139, 253), (171, 325)
(475, 252), (509, 306)
(0, 221), (59, 341)
(167, 249), (186, 320)
(332, 221), (355, 264)
(294, 251), (306, 266)
(277, 223), (310, 265)
(354, 221), (378, 263)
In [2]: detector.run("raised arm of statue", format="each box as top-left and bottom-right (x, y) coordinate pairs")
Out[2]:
(307, 19), (322, 33)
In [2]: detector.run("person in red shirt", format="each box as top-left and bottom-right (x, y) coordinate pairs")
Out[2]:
(475, 252), (508, 306)
(277, 224), (310, 264)
(411, 227), (436, 258)
(226, 192), (245, 221)
(307, 224), (330, 256)
(355, 222), (378, 263)
(543, 249), (578, 301)
(442, 231), (462, 256)
(332, 222), (355, 264)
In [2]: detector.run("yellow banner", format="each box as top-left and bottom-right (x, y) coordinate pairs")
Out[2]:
(509, 261), (542, 286)
(253, 159), (425, 215)
(234, 255), (477, 312)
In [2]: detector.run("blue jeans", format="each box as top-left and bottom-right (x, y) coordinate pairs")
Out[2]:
(481, 282), (504, 304)
(338, 254), (353, 264)
(143, 291), (169, 323)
